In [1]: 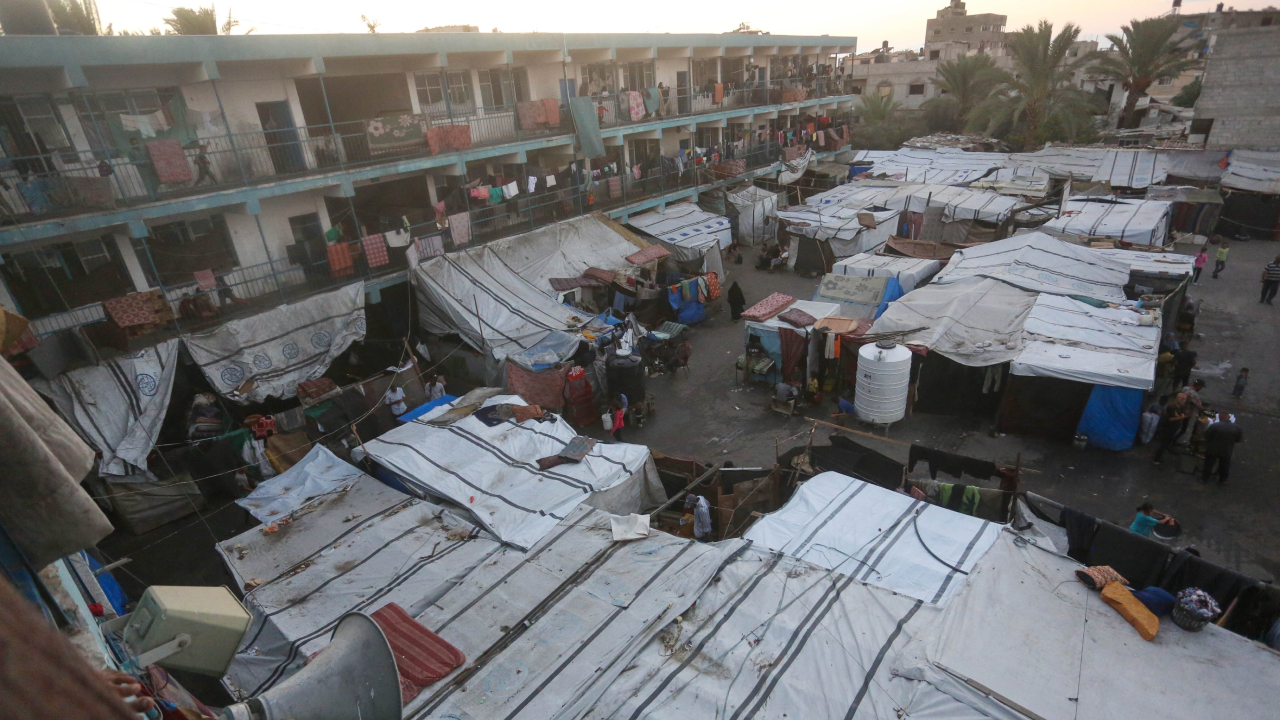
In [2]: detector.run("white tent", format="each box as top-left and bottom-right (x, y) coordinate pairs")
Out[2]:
(806, 182), (1022, 225)
(1042, 196), (1173, 246)
(34, 338), (180, 476)
(933, 232), (1133, 303)
(833, 253), (942, 293)
(968, 166), (1052, 197)
(363, 393), (664, 550)
(464, 214), (642, 295)
(184, 283), (365, 403)
(413, 246), (602, 362)
(726, 184), (781, 246)
(777, 203), (899, 259)
(852, 147), (1009, 185)
(896, 531), (1280, 720)
(1014, 293), (1160, 390)
(870, 277), (1038, 366)
(625, 202), (730, 279)
(744, 472), (1001, 605)
(234, 445), (363, 523)
(1007, 147), (1169, 188)
(1092, 247), (1195, 278)
(1220, 149), (1280, 194)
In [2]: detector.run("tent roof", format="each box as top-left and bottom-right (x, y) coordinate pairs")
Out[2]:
(744, 472), (1001, 605)
(834, 252), (942, 292)
(1144, 185), (1224, 204)
(363, 393), (664, 550)
(468, 214), (644, 295)
(1013, 293), (1160, 389)
(804, 182), (1022, 224)
(871, 277), (1037, 366)
(1221, 149), (1280, 194)
(1092, 247), (1195, 277)
(745, 299), (842, 336)
(1042, 196), (1173, 245)
(902, 531), (1280, 720)
(235, 445), (363, 524)
(852, 147), (1007, 185)
(852, 147), (1171, 188)
(626, 202), (732, 255)
(933, 232), (1133, 303)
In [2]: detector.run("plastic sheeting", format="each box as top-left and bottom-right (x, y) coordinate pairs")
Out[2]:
(852, 147), (1008, 184)
(805, 182), (1022, 224)
(726, 185), (781, 246)
(834, 253), (941, 292)
(1075, 384), (1143, 450)
(812, 274), (891, 319)
(413, 246), (602, 361)
(363, 394), (665, 550)
(744, 472), (1000, 605)
(1013, 293), (1160, 390)
(1221, 149), (1280, 194)
(185, 283), (366, 403)
(870, 277), (1037, 367)
(969, 166), (1052, 197)
(903, 531), (1280, 720)
(744, 300), (840, 339)
(235, 445), (363, 523)
(1042, 197), (1173, 245)
(626, 203), (732, 260)
(465, 215), (642, 296)
(778, 148), (815, 184)
(1091, 247), (1195, 277)
(933, 233), (1132, 303)
(35, 338), (180, 476)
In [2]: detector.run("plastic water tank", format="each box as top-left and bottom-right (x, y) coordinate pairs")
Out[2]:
(854, 340), (912, 424)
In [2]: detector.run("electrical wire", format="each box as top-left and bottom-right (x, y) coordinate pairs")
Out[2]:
(909, 508), (969, 576)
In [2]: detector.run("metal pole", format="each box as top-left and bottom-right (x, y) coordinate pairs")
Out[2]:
(254, 214), (287, 304)
(210, 79), (249, 185)
(317, 75), (346, 170)
(651, 461), (724, 515)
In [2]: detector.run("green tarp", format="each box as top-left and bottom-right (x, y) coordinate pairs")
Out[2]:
(569, 96), (605, 159)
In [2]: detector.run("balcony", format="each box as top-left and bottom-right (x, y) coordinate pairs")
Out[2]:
(1, 76), (857, 230)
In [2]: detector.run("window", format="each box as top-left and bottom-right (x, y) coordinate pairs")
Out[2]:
(929, 50), (941, 60)
(1158, 77), (1174, 86)
(621, 61), (655, 91)
(288, 213), (325, 245)
(850, 85), (863, 95)
(415, 73), (445, 107)
(965, 26), (973, 33)
(135, 215), (238, 286)
(860, 58), (871, 65)
(878, 84), (893, 98)
(981, 25), (989, 31)
(627, 138), (660, 166)
(909, 84), (926, 96)
(2, 235), (132, 317)
(1261, 16), (1273, 26)
(72, 88), (176, 159)
(1189, 118), (1214, 138)
(478, 69), (506, 108)
(933, 29), (941, 35)
(15, 96), (72, 153)
(75, 238), (113, 274)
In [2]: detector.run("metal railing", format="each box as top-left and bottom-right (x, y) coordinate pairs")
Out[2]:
(23, 113), (853, 341)
(1, 75), (856, 227)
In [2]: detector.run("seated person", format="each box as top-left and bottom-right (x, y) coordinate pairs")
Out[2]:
(775, 380), (800, 410)
(757, 243), (781, 270)
(672, 339), (692, 369)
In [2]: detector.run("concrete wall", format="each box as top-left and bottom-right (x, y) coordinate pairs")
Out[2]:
(1196, 26), (1280, 150)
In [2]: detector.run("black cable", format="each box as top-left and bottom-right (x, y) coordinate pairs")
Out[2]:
(910, 509), (969, 576)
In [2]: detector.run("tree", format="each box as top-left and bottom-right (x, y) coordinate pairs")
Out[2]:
(968, 21), (1098, 151)
(851, 93), (925, 150)
(48, 0), (101, 35)
(1090, 17), (1202, 129)
(220, 7), (254, 35)
(361, 15), (379, 33)
(164, 6), (217, 35)
(925, 54), (1004, 128)
(1171, 77), (1201, 108)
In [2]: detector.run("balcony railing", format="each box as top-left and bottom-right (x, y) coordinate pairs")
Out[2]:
(0, 75), (857, 228)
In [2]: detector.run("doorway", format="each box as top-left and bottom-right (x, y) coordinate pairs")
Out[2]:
(677, 71), (690, 114)
(256, 101), (305, 175)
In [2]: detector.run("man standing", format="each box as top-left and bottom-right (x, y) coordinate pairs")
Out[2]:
(1152, 393), (1189, 465)
(1212, 241), (1229, 279)
(1261, 255), (1280, 305)
(1172, 342), (1198, 389)
(1201, 414), (1243, 484)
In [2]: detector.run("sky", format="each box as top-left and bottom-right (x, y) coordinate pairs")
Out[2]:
(93, 0), (1275, 49)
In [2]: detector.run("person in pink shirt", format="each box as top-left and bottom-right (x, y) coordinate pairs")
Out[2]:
(1193, 248), (1207, 285)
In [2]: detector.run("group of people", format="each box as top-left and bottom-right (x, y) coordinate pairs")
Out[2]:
(1145, 340), (1244, 484)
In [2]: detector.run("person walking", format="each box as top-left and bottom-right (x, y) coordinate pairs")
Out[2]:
(1172, 342), (1197, 389)
(1193, 247), (1207, 284)
(1232, 368), (1250, 399)
(1201, 414), (1243, 485)
(1152, 393), (1189, 465)
(1212, 241), (1229, 279)
(1261, 255), (1280, 305)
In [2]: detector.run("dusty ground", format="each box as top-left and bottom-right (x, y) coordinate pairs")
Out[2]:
(625, 241), (1280, 582)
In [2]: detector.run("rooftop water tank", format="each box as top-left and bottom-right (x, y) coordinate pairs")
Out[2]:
(854, 340), (911, 424)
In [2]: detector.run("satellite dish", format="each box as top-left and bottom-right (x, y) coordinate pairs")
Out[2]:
(221, 613), (401, 720)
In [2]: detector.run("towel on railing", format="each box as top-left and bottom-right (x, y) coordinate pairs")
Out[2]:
(713, 83), (724, 104)
(447, 213), (471, 247)
(66, 176), (115, 209)
(627, 91), (646, 121)
(146, 140), (192, 184)
(516, 101), (540, 130)
(103, 292), (160, 328)
(414, 235), (444, 258)
(194, 269), (217, 291)
(541, 98), (560, 126)
(362, 234), (389, 267)
(607, 176), (622, 199)
(384, 228), (411, 248)
(327, 241), (353, 277)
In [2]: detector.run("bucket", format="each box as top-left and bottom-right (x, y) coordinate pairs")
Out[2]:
(1072, 434), (1088, 450)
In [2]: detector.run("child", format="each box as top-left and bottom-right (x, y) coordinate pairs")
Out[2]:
(610, 402), (626, 443)
(1232, 368), (1249, 399)
(1193, 248), (1207, 284)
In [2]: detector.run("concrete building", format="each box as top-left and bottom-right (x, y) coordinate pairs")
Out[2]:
(1194, 24), (1280, 149)
(0, 31), (857, 340)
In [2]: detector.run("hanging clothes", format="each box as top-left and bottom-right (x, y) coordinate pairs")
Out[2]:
(685, 495), (712, 539)
(361, 234), (389, 267)
(447, 213), (471, 247)
(327, 241), (353, 277)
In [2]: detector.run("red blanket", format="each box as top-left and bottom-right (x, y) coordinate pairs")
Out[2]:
(740, 292), (796, 322)
(146, 140), (192, 184)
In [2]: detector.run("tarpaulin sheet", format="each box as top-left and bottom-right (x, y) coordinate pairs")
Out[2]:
(1043, 197), (1173, 246)
(870, 277), (1037, 366)
(744, 300), (840, 338)
(726, 185), (781, 246)
(1163, 150), (1230, 181)
(412, 246), (602, 361)
(968, 166), (1052, 197)
(218, 479), (501, 699)
(1075, 384), (1143, 450)
(813, 273), (888, 319)
(404, 512), (738, 720)
(35, 339), (180, 476)
(627, 203), (732, 259)
(902, 531), (1280, 720)
(1013, 293), (1160, 390)
(778, 148), (815, 185)
(235, 445), (363, 523)
(778, 202), (899, 250)
(933, 232), (1132, 303)
(469, 215), (642, 296)
(744, 472), (1000, 605)
(854, 146), (1007, 184)
(805, 182), (1022, 224)
(833, 252), (941, 292)
(1091, 247), (1194, 277)
(1221, 149), (1280, 194)
(185, 283), (365, 403)
(363, 394), (664, 550)
(590, 544), (994, 720)
(569, 96), (606, 159)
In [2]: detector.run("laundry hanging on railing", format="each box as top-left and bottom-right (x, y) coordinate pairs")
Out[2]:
(145, 140), (192, 184)
(365, 114), (429, 155)
(361, 234), (389, 267)
(426, 124), (472, 154)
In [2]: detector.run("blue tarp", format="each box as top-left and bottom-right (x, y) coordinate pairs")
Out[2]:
(877, 277), (904, 318)
(1076, 384), (1143, 451)
(668, 288), (706, 325)
(397, 394), (457, 423)
(85, 552), (129, 616)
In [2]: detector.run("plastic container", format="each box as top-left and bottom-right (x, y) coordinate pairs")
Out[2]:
(1171, 601), (1212, 632)
(854, 341), (912, 424)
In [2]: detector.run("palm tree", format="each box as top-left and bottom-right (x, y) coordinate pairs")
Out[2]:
(929, 54), (1004, 126)
(968, 21), (1097, 151)
(1089, 17), (1202, 129)
(164, 6), (218, 35)
(857, 92), (901, 125)
(48, 0), (101, 35)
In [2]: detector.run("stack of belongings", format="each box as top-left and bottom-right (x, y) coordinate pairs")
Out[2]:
(740, 292), (796, 322)
(295, 377), (339, 406)
(187, 393), (225, 441)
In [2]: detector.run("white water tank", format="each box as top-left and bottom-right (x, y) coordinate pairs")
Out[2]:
(854, 340), (912, 424)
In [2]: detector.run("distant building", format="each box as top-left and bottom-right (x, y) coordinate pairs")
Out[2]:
(1194, 24), (1280, 149)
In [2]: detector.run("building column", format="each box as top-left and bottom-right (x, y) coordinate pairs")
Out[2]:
(112, 232), (151, 291)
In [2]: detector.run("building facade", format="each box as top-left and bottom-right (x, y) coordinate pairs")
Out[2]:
(0, 32), (857, 341)
(1194, 24), (1280, 150)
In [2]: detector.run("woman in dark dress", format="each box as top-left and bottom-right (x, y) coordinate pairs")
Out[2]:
(727, 281), (746, 321)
